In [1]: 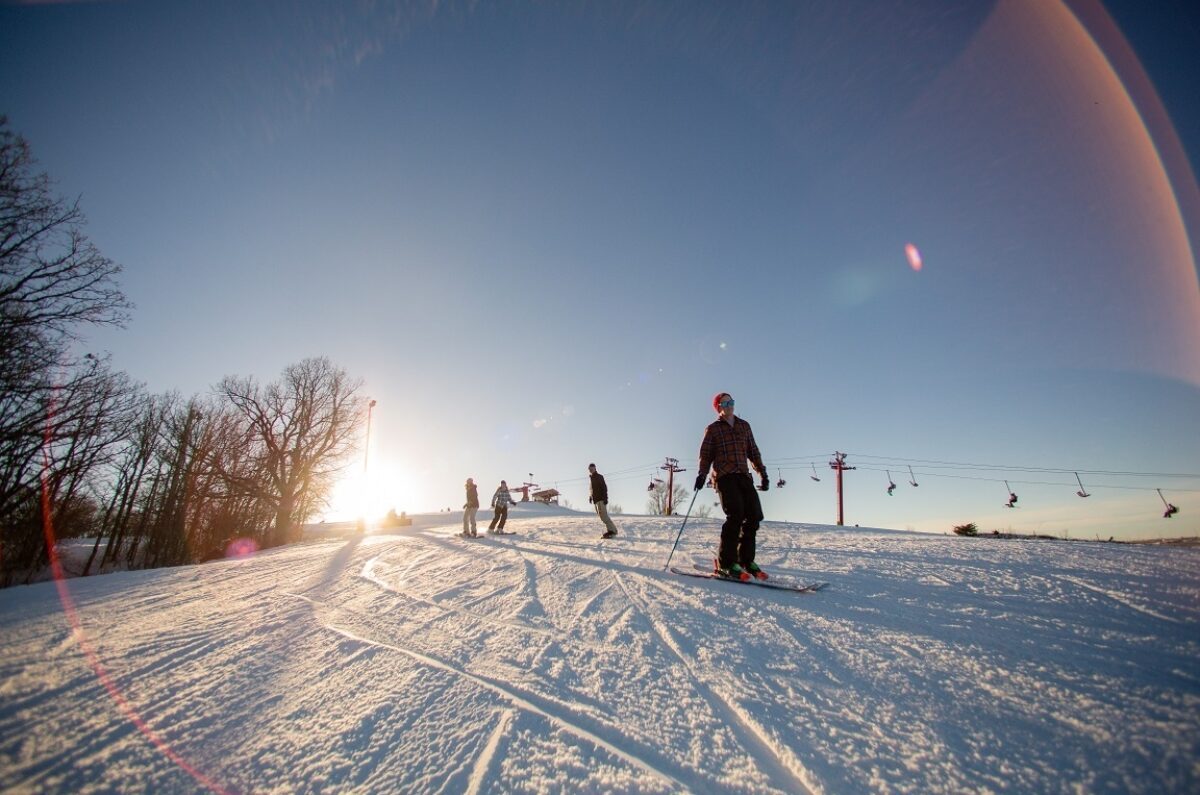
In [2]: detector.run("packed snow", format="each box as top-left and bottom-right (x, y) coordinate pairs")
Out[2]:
(1, 504), (1197, 794)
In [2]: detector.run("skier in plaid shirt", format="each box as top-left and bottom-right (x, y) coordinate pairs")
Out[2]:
(694, 392), (770, 581)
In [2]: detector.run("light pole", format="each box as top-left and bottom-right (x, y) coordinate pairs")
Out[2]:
(364, 399), (377, 474)
(358, 399), (377, 532)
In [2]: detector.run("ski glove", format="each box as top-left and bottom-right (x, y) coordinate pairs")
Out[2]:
(694, 475), (706, 491)
(759, 477), (769, 492)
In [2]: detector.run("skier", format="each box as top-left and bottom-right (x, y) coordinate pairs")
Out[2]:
(694, 392), (769, 582)
(487, 480), (516, 534)
(462, 477), (479, 537)
(588, 463), (619, 539)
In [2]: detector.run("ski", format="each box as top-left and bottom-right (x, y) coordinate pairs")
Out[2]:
(669, 565), (827, 593)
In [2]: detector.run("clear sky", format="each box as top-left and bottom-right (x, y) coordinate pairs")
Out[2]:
(2, 0), (1198, 540)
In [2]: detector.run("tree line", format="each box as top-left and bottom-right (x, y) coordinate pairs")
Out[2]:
(0, 118), (367, 588)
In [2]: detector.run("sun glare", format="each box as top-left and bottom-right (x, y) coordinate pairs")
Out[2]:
(325, 461), (415, 524)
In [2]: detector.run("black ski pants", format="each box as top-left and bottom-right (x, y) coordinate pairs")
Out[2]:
(715, 473), (763, 569)
(488, 504), (508, 531)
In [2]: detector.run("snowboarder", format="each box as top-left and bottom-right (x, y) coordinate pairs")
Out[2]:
(694, 392), (769, 582)
(488, 480), (516, 534)
(462, 478), (479, 537)
(588, 463), (619, 539)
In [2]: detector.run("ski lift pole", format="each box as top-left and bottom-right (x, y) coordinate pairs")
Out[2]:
(663, 489), (701, 571)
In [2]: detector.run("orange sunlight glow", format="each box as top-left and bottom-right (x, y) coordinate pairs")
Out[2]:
(325, 460), (416, 524)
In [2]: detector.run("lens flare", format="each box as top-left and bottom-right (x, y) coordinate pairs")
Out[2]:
(40, 389), (231, 794)
(225, 538), (259, 559)
(905, 243), (923, 272)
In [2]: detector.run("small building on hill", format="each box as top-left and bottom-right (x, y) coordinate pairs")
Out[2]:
(532, 489), (560, 505)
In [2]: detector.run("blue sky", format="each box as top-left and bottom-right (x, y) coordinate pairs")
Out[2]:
(2, 0), (1198, 540)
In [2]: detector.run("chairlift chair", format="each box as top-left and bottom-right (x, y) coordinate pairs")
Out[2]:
(776, 469), (787, 489)
(1158, 488), (1179, 518)
(1074, 472), (1090, 498)
(886, 471), (897, 496)
(907, 466), (919, 487)
(1004, 480), (1018, 508)
(810, 463), (821, 482)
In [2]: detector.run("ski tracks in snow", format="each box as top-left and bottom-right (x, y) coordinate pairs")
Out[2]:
(284, 590), (689, 791)
(300, 523), (821, 792)
(602, 551), (820, 795)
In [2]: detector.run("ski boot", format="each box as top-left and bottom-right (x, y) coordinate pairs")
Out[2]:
(715, 560), (750, 582)
(744, 561), (768, 581)
(601, 530), (617, 539)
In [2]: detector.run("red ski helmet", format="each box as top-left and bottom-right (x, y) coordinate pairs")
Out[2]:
(713, 392), (731, 412)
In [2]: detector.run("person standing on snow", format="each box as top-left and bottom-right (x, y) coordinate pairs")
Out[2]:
(462, 478), (479, 537)
(588, 463), (619, 539)
(694, 392), (769, 581)
(488, 480), (516, 534)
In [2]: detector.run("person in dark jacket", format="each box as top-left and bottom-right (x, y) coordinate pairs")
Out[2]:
(488, 480), (516, 534)
(462, 477), (479, 537)
(694, 392), (769, 581)
(588, 463), (619, 539)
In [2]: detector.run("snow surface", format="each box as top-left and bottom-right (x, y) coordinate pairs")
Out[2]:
(2, 504), (1198, 794)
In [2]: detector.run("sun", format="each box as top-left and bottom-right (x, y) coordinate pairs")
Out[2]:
(324, 460), (417, 524)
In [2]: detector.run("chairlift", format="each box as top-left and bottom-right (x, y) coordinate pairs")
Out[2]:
(886, 471), (897, 496)
(1004, 480), (1018, 508)
(908, 466), (919, 487)
(1158, 488), (1179, 518)
(776, 469), (787, 489)
(810, 463), (821, 482)
(1074, 472), (1090, 498)
(647, 476), (664, 492)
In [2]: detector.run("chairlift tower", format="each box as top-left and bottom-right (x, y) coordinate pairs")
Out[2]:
(660, 457), (686, 515)
(829, 452), (856, 526)
(514, 474), (538, 502)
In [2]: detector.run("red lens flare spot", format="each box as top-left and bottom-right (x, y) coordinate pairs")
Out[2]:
(225, 538), (260, 559)
(905, 243), (923, 272)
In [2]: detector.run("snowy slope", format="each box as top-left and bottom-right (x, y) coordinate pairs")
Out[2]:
(1, 508), (1198, 794)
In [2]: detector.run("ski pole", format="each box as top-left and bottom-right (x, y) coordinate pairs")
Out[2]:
(663, 489), (700, 571)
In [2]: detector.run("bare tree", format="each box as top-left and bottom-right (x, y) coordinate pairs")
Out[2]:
(0, 118), (131, 347)
(647, 481), (689, 516)
(85, 391), (167, 576)
(218, 357), (366, 547)
(0, 118), (133, 585)
(646, 482), (712, 519)
(0, 356), (139, 585)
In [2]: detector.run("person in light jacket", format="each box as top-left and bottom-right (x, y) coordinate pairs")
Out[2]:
(462, 478), (479, 537)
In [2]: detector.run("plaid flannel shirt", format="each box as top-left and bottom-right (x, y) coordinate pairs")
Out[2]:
(698, 416), (766, 482)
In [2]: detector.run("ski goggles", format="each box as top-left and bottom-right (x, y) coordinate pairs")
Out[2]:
(718, 398), (735, 408)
